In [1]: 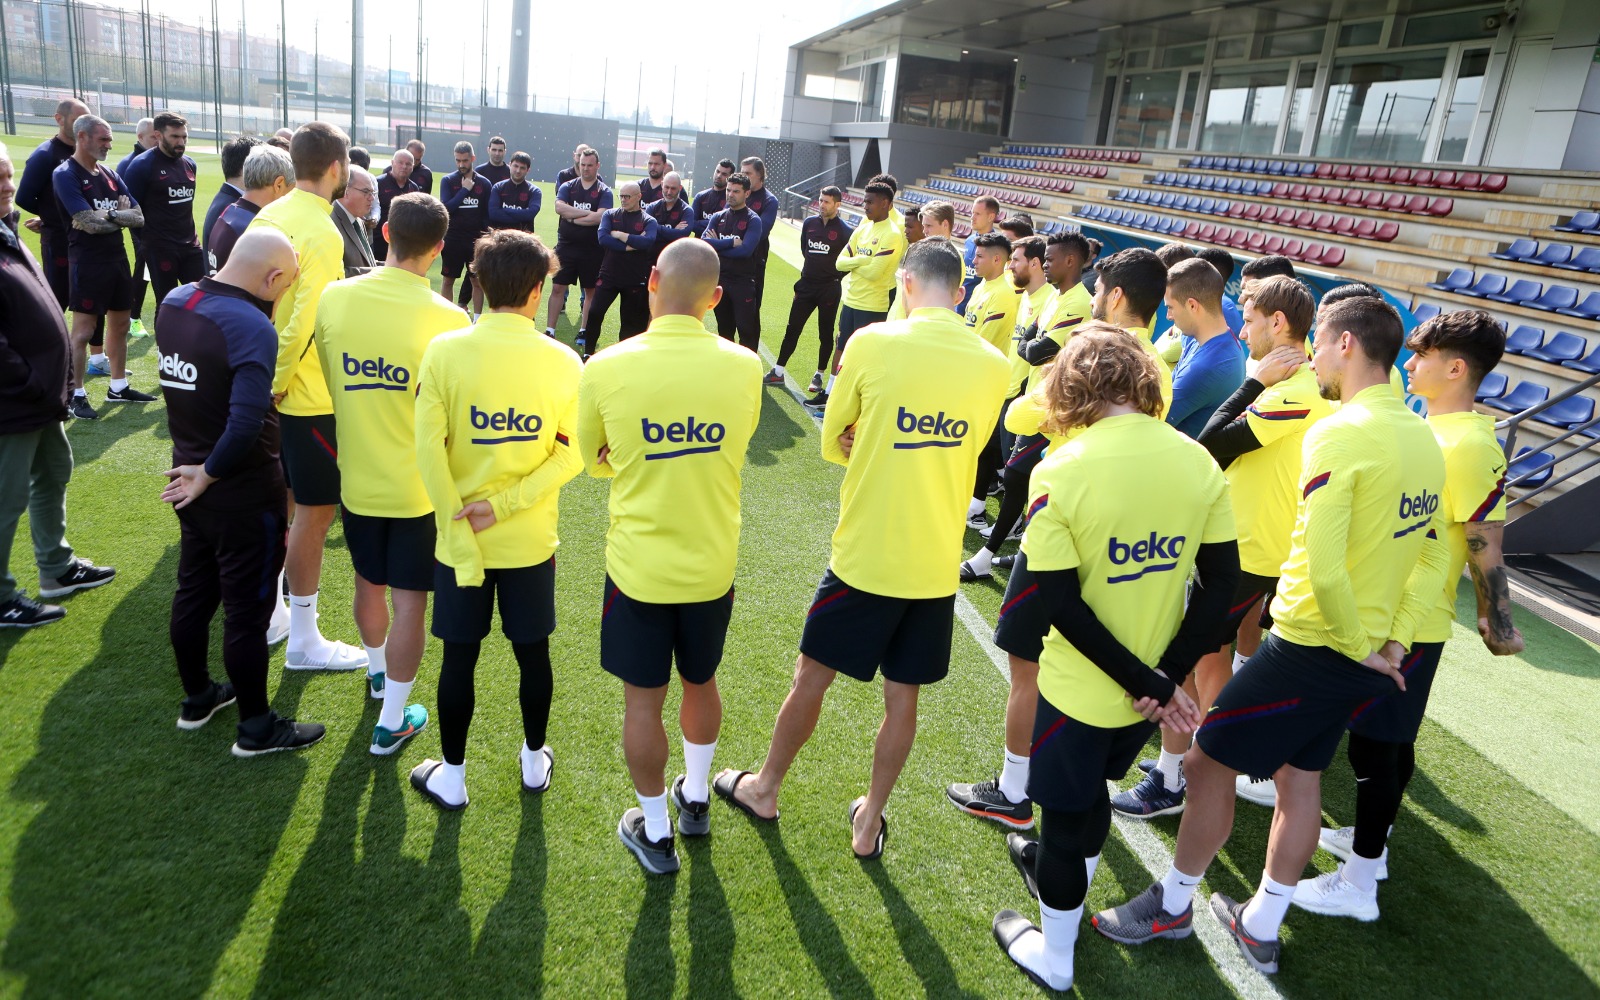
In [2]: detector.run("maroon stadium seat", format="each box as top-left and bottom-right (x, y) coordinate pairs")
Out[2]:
(1263, 235), (1285, 253)
(1426, 197), (1454, 216)
(1316, 246), (1347, 268)
(1404, 194), (1432, 213)
(1333, 165), (1352, 180)
(1374, 221), (1400, 242)
(1353, 218), (1378, 239)
(1313, 213), (1338, 232)
(1390, 168), (1413, 185)
(1333, 217), (1357, 237)
(1282, 238), (1304, 257)
(1371, 167), (1392, 183)
(1480, 173), (1508, 193)
(1314, 164), (1335, 179)
(1384, 193), (1410, 211)
(1433, 170), (1459, 188)
(1351, 166), (1372, 181)
(1412, 170), (1436, 187)
(1288, 183), (1308, 200)
(1247, 232), (1267, 252)
(1453, 172), (1480, 190)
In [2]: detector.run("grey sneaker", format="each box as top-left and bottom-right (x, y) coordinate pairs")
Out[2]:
(1092, 882), (1194, 945)
(944, 776), (1034, 830)
(1210, 892), (1281, 974)
(618, 807), (680, 874)
(671, 775), (711, 837)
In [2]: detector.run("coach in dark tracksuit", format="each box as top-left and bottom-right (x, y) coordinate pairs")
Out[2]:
(156, 228), (324, 755)
(770, 189), (852, 385)
(586, 181), (660, 354)
(699, 173), (765, 352)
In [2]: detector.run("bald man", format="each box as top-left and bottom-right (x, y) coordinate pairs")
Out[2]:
(578, 238), (763, 874)
(375, 149), (421, 261)
(157, 229), (326, 756)
(585, 180), (659, 356)
(644, 170), (696, 266)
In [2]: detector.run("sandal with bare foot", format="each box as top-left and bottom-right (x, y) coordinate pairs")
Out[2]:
(848, 796), (887, 860)
(713, 769), (779, 821)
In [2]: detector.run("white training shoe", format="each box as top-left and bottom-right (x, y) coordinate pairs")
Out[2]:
(1235, 774), (1277, 807)
(1318, 826), (1389, 880)
(1292, 867), (1380, 921)
(284, 641), (369, 671)
(266, 605), (290, 646)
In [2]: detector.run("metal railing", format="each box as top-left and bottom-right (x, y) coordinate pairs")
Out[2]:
(782, 161), (851, 223)
(1497, 369), (1600, 507)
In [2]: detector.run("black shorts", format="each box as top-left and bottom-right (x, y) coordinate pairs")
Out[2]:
(432, 556), (556, 644)
(1028, 695), (1155, 812)
(1196, 632), (1401, 778)
(342, 509), (437, 592)
(798, 567), (955, 685)
(278, 413), (341, 507)
(40, 229), (70, 308)
(993, 552), (1048, 663)
(600, 575), (735, 688)
(1347, 641), (1446, 744)
(147, 243), (206, 293)
(836, 306), (887, 354)
(440, 237), (478, 279)
(1214, 572), (1278, 646)
(552, 241), (601, 287)
(69, 254), (135, 316)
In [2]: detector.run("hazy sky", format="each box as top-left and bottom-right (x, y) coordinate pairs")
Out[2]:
(128, 0), (880, 132)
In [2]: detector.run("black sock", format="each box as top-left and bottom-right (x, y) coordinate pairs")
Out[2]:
(1035, 788), (1111, 911)
(437, 640), (482, 766)
(1348, 733), (1408, 857)
(512, 639), (554, 751)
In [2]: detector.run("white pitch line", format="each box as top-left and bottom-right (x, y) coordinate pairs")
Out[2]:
(755, 314), (1282, 1000)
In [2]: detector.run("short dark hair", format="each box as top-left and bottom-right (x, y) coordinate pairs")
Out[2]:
(902, 238), (964, 293)
(869, 172), (899, 193)
(489, 135), (506, 145)
(974, 232), (1012, 254)
(289, 121), (350, 181)
(1195, 247), (1235, 283)
(1245, 276), (1316, 341)
(863, 181), (894, 201)
(727, 172), (751, 192)
(819, 185), (843, 200)
(153, 111), (187, 131)
(740, 156), (765, 178)
(1406, 309), (1505, 384)
(510, 151), (531, 166)
(998, 220), (1034, 239)
(386, 193), (449, 260)
(221, 135), (261, 178)
(1007, 211), (1035, 230)
(347, 146), (371, 170)
(1319, 281), (1382, 309)
(266, 136), (290, 151)
(1095, 247), (1168, 326)
(1012, 234), (1047, 264)
(1046, 231), (1092, 263)
(1167, 257), (1225, 312)
(973, 195), (1001, 216)
(649, 146), (666, 159)
(717, 158), (736, 172)
(1155, 242), (1196, 269)
(1317, 295), (1404, 370)
(474, 229), (556, 309)
(1242, 254), (1297, 281)
(453, 140), (474, 156)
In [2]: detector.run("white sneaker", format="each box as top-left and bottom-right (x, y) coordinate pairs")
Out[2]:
(1235, 774), (1277, 807)
(1292, 867), (1380, 921)
(1318, 826), (1389, 880)
(284, 641), (369, 671)
(266, 604), (290, 645)
(966, 512), (990, 531)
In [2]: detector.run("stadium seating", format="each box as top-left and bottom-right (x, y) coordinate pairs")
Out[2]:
(1504, 326), (1545, 355)
(1552, 210), (1600, 235)
(1428, 269), (1474, 293)
(1570, 343), (1600, 375)
(1523, 332), (1589, 365)
(1412, 303), (1441, 323)
(1460, 273), (1508, 298)
(1149, 172), (1453, 217)
(1487, 279), (1542, 307)
(1177, 155), (1506, 193)
(1484, 380), (1550, 413)
(1529, 286), (1580, 313)
(1539, 394), (1597, 431)
(1555, 292), (1600, 320)
(1554, 247), (1600, 273)
(1508, 447), (1556, 487)
(1476, 372), (1509, 402)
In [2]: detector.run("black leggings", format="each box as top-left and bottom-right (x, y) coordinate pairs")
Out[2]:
(436, 638), (554, 766)
(1033, 789), (1113, 912)
(1347, 732), (1416, 858)
(985, 435), (1046, 555)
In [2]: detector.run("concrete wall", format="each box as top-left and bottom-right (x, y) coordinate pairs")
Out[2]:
(1484, 0), (1600, 170)
(833, 122), (999, 190)
(1010, 54), (1093, 144)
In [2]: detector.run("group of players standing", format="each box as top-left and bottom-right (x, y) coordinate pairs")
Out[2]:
(1, 107), (1532, 989)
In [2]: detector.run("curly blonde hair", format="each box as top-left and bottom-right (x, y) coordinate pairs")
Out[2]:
(1037, 322), (1165, 434)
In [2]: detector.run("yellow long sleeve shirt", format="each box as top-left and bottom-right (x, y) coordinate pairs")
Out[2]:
(836, 218), (906, 312)
(248, 188), (344, 416)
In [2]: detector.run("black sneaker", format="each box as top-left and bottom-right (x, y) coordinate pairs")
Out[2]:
(1007, 833), (1039, 899)
(38, 558), (116, 598)
(945, 776), (1035, 829)
(804, 390), (829, 409)
(231, 713), (327, 758)
(670, 775), (711, 837)
(0, 592), (66, 628)
(618, 807), (680, 874)
(107, 384), (156, 402)
(69, 395), (98, 420)
(762, 368), (786, 386)
(177, 682), (237, 730)
(806, 373), (825, 394)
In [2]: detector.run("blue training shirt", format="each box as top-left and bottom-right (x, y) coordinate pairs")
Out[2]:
(1167, 332), (1246, 439)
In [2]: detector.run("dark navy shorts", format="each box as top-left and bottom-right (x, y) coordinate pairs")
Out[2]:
(278, 413), (341, 507)
(1347, 641), (1446, 744)
(1214, 572), (1278, 647)
(431, 556), (556, 644)
(342, 509), (436, 592)
(993, 551), (1047, 663)
(600, 575), (735, 688)
(1028, 695), (1155, 812)
(798, 567), (955, 685)
(70, 254), (135, 316)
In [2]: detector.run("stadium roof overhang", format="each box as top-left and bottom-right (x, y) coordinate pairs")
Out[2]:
(796, 0), (1418, 61)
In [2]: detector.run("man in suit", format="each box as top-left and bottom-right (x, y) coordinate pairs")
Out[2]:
(333, 166), (378, 278)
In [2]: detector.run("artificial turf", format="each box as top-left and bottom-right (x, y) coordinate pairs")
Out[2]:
(1, 121), (1597, 999)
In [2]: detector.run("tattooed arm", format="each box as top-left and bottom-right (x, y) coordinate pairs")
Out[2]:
(70, 209), (121, 234)
(1465, 521), (1525, 655)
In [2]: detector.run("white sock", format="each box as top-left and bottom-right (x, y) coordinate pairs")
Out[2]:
(1241, 874), (1295, 941)
(1004, 901), (1076, 990)
(428, 761), (467, 807)
(1159, 865), (1203, 915)
(1084, 854), (1101, 888)
(89, 352), (107, 365)
(967, 547), (993, 574)
(682, 738), (716, 804)
(364, 644), (387, 679)
(1344, 853), (1383, 892)
(968, 497), (987, 518)
(109, 377), (128, 392)
(771, 364), (785, 377)
(1157, 749), (1186, 791)
(521, 742), (550, 787)
(378, 678), (412, 730)
(999, 749), (1030, 803)
(287, 593), (325, 652)
(638, 791), (671, 842)
(545, 327), (555, 337)
(1232, 650), (1249, 674)
(825, 373), (836, 392)
(73, 388), (87, 398)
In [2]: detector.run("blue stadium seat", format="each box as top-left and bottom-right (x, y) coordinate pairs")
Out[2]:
(1504, 326), (1545, 355)
(1475, 371), (1509, 402)
(1553, 210), (1600, 233)
(1460, 273), (1508, 298)
(1529, 285), (1579, 312)
(1297, 163), (1319, 177)
(1523, 331), (1588, 364)
(1226, 179), (1244, 194)
(1484, 380), (1548, 413)
(1490, 238), (1538, 261)
(1531, 243), (1575, 267)
(1487, 279), (1542, 306)
(1213, 199), (1231, 215)
(1412, 303), (1442, 323)
(1224, 157), (1242, 171)
(1538, 394), (1596, 429)
(1509, 448), (1554, 488)
(1427, 268), (1474, 293)
(1555, 291), (1600, 320)
(1553, 246), (1600, 272)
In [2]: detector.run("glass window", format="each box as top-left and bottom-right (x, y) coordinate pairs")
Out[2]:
(1177, 74), (1200, 147)
(893, 53), (1013, 135)
(1200, 66), (1289, 154)
(1125, 50), (1151, 69)
(1215, 37), (1249, 61)
(1437, 49), (1490, 162)
(1317, 50), (1447, 162)
(1265, 28), (1325, 58)
(1338, 20), (1384, 48)
(1281, 64), (1319, 154)
(1111, 71), (1182, 149)
(1403, 10), (1499, 47)
(1162, 43), (1209, 69)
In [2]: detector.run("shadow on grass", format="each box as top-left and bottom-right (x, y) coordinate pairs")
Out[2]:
(682, 835), (739, 998)
(64, 381), (168, 468)
(756, 822), (875, 999)
(624, 869), (678, 999)
(0, 545), (318, 997)
(865, 861), (984, 1000)
(746, 388), (812, 469)
(466, 793), (549, 993)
